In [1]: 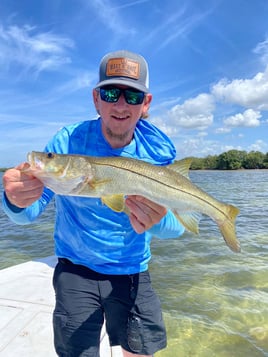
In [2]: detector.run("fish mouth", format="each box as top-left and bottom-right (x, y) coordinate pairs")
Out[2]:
(27, 152), (34, 166)
(27, 152), (43, 170)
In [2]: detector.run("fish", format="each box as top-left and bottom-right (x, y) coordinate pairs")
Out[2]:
(26, 151), (240, 252)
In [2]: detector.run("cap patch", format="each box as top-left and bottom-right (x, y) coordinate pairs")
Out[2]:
(106, 58), (140, 79)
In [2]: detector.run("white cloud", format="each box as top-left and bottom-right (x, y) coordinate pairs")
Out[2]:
(53, 71), (96, 95)
(197, 131), (208, 137)
(173, 136), (240, 159)
(223, 109), (261, 127)
(215, 127), (231, 134)
(253, 37), (268, 64)
(87, 0), (136, 35)
(150, 116), (179, 137)
(168, 93), (215, 130)
(157, 11), (207, 51)
(249, 139), (268, 152)
(211, 66), (268, 110)
(114, 0), (150, 10)
(0, 24), (74, 75)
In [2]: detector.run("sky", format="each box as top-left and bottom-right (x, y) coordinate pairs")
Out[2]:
(0, 0), (268, 167)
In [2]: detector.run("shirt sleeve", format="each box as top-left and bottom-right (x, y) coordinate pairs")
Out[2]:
(2, 188), (54, 225)
(148, 209), (185, 239)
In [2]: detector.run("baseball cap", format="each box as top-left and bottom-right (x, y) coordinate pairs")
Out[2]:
(95, 50), (149, 93)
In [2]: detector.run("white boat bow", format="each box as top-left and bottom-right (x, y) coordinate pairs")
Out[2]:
(0, 256), (122, 356)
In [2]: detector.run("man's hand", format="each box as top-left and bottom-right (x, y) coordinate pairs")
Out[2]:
(2, 163), (44, 208)
(125, 195), (167, 234)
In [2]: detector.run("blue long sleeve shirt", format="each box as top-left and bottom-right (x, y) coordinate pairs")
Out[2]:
(2, 118), (184, 274)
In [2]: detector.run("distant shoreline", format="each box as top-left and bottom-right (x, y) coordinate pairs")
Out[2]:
(1, 167), (268, 173)
(1, 149), (267, 171)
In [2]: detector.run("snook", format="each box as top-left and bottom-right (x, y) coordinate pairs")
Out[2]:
(26, 151), (240, 252)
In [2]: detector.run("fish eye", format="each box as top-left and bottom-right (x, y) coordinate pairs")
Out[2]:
(47, 152), (54, 159)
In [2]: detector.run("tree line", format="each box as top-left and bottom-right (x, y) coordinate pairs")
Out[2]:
(1, 149), (268, 172)
(189, 150), (268, 170)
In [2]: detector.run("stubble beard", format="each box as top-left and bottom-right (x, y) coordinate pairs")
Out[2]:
(106, 127), (132, 145)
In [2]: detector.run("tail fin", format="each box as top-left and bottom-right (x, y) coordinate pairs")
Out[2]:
(218, 205), (240, 253)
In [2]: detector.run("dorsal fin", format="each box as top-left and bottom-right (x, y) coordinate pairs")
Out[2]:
(168, 158), (192, 179)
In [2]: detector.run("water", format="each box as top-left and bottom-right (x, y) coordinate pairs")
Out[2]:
(0, 170), (268, 356)
(0, 173), (55, 268)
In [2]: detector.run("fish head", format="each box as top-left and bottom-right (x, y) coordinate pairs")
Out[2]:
(26, 151), (96, 196)
(27, 151), (73, 177)
(27, 151), (95, 178)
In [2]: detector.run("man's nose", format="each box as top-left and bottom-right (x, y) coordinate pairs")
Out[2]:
(115, 92), (128, 105)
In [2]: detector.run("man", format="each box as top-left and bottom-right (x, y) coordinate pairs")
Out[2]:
(2, 50), (185, 357)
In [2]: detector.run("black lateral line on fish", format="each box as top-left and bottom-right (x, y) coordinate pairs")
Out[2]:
(92, 160), (232, 220)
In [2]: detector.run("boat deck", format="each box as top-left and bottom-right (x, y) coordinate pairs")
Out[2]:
(0, 256), (123, 356)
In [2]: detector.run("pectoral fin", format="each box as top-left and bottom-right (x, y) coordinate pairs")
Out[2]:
(89, 178), (112, 189)
(173, 211), (202, 234)
(101, 194), (125, 212)
(71, 177), (112, 194)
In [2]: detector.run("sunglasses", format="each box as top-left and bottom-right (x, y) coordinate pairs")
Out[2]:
(98, 86), (145, 105)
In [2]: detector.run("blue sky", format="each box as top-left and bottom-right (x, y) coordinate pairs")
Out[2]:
(0, 0), (268, 167)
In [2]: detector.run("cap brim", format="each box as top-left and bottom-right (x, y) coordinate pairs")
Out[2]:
(95, 78), (149, 93)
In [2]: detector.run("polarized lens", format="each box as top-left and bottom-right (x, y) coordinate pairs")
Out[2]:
(124, 89), (145, 105)
(100, 87), (121, 103)
(99, 86), (145, 105)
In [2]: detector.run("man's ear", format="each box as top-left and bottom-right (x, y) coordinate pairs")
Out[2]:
(92, 89), (100, 109)
(142, 93), (152, 117)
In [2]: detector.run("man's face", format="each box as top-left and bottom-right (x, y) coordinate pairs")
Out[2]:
(93, 85), (152, 148)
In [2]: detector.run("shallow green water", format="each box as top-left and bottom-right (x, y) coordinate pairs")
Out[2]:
(1, 170), (268, 356)
(152, 170), (268, 356)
